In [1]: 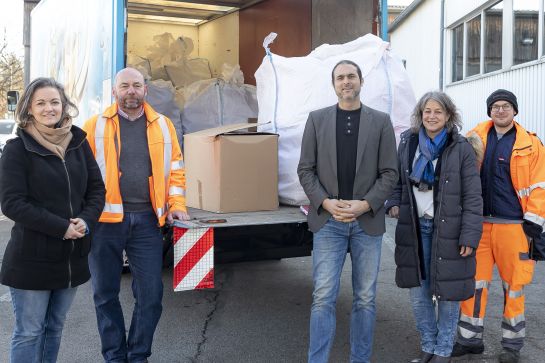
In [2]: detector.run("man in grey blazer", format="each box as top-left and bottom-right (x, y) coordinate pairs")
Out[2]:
(298, 60), (398, 363)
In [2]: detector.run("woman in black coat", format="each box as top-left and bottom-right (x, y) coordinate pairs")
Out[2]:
(0, 78), (105, 362)
(386, 91), (483, 363)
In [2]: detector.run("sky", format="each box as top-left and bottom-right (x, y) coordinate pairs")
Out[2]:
(0, 0), (24, 57)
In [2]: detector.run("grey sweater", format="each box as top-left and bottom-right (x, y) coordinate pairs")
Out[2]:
(118, 113), (153, 212)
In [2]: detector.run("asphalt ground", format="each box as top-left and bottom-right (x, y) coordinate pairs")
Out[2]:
(0, 216), (544, 362)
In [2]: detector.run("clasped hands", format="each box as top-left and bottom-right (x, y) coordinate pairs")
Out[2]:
(63, 218), (87, 240)
(322, 198), (370, 223)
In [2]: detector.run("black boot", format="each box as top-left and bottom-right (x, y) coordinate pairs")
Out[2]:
(499, 348), (520, 363)
(409, 351), (434, 363)
(450, 342), (484, 357)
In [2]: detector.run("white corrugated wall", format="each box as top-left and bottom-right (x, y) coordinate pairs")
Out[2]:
(445, 60), (545, 140)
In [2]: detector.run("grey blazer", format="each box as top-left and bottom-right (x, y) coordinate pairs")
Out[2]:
(297, 104), (399, 235)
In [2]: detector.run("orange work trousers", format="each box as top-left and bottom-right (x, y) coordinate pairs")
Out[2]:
(457, 222), (535, 351)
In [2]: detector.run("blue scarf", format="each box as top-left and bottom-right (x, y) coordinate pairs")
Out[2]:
(409, 127), (448, 191)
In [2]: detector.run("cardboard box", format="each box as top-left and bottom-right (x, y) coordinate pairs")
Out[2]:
(184, 123), (279, 213)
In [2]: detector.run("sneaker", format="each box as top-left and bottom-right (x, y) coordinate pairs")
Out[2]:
(499, 348), (520, 363)
(450, 342), (484, 357)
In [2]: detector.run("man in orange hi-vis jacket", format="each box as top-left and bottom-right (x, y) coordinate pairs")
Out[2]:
(451, 89), (545, 363)
(83, 67), (189, 363)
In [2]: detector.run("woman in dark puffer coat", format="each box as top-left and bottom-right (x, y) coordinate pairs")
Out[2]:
(386, 91), (483, 363)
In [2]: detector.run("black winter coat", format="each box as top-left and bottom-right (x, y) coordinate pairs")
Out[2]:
(0, 126), (105, 290)
(386, 129), (483, 301)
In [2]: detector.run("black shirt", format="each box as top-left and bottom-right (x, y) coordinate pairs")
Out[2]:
(336, 106), (361, 200)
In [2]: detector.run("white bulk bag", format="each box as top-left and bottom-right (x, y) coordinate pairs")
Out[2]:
(255, 33), (415, 206)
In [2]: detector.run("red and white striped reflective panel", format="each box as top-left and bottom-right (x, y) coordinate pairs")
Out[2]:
(173, 227), (214, 291)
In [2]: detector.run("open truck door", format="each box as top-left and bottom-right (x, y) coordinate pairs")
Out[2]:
(30, 0), (125, 125)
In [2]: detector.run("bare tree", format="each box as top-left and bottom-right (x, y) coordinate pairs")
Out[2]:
(0, 40), (24, 118)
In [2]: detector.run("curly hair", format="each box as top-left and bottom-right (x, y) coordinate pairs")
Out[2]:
(410, 91), (462, 133)
(15, 77), (78, 128)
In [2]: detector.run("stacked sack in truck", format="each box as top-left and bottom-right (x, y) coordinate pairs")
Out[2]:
(255, 33), (416, 206)
(181, 64), (258, 137)
(128, 33), (258, 149)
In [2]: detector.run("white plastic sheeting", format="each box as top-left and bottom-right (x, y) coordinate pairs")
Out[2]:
(181, 64), (258, 136)
(146, 80), (183, 143)
(255, 33), (415, 206)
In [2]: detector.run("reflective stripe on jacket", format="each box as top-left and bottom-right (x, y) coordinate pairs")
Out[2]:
(83, 102), (186, 226)
(470, 120), (545, 228)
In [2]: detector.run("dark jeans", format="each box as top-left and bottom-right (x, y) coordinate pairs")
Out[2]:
(89, 211), (163, 363)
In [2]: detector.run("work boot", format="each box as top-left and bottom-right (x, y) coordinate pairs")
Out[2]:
(429, 355), (451, 363)
(499, 348), (520, 363)
(450, 342), (484, 357)
(409, 351), (433, 363)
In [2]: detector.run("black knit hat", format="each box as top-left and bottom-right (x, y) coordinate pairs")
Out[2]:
(486, 89), (518, 117)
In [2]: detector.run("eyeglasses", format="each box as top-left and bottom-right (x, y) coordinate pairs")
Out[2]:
(491, 104), (513, 112)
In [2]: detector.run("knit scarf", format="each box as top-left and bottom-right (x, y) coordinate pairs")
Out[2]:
(24, 118), (73, 159)
(409, 126), (448, 191)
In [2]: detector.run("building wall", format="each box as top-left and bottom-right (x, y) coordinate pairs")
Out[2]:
(389, 0), (442, 98)
(390, 0), (545, 140)
(198, 12), (239, 77)
(444, 0), (545, 140)
(444, 0), (489, 27)
(446, 61), (545, 139)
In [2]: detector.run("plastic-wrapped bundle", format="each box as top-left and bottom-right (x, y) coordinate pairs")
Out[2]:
(165, 58), (212, 88)
(146, 80), (183, 145)
(255, 33), (416, 206)
(181, 65), (258, 136)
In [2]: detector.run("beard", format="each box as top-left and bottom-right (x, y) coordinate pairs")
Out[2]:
(122, 97), (144, 109)
(337, 88), (360, 101)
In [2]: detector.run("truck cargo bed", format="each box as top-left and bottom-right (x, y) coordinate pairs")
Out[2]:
(173, 206), (307, 229)
(171, 206), (312, 263)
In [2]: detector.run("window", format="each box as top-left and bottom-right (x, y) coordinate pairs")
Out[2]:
(466, 15), (482, 76)
(484, 2), (503, 72)
(452, 24), (464, 82)
(513, 0), (540, 65)
(449, 0), (545, 84)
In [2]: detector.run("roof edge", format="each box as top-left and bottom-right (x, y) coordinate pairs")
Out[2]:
(388, 0), (426, 33)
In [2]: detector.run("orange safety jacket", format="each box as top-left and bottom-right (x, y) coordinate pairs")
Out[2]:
(83, 102), (186, 226)
(470, 120), (545, 228)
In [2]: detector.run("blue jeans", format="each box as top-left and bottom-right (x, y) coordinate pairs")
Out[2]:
(89, 211), (163, 363)
(409, 218), (459, 357)
(308, 218), (382, 363)
(9, 287), (77, 363)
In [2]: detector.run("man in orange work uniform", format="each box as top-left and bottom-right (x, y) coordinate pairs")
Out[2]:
(84, 67), (189, 363)
(451, 89), (545, 363)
